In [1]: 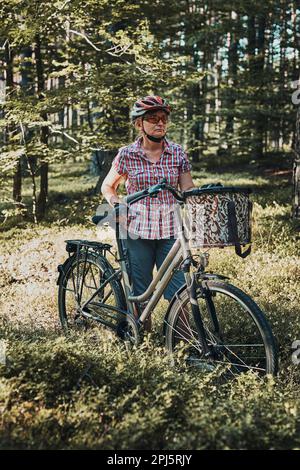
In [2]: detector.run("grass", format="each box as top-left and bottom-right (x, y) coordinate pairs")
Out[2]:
(0, 159), (300, 449)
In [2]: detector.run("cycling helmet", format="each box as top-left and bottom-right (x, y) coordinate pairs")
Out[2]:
(130, 95), (171, 121)
(131, 95), (171, 142)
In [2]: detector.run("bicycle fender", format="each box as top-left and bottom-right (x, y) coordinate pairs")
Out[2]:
(56, 251), (107, 287)
(197, 272), (230, 281)
(56, 256), (74, 286)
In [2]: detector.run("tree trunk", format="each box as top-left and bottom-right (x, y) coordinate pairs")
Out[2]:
(93, 150), (117, 195)
(254, 13), (266, 159)
(19, 47), (36, 178)
(13, 160), (22, 203)
(214, 50), (221, 138)
(293, 101), (300, 219)
(225, 12), (238, 152)
(5, 42), (23, 204)
(34, 34), (49, 221)
(190, 4), (207, 164)
(247, 14), (256, 156)
(293, 158), (300, 219)
(275, 10), (286, 151)
(191, 63), (202, 163)
(291, 2), (298, 80)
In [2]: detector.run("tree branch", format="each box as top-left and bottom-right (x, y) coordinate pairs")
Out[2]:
(48, 0), (71, 21)
(0, 39), (8, 50)
(69, 29), (103, 52)
(49, 127), (80, 145)
(68, 27), (158, 78)
(106, 43), (132, 56)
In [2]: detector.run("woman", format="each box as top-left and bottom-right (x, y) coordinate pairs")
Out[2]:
(101, 95), (195, 307)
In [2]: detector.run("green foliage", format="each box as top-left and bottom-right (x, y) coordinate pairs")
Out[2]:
(0, 330), (299, 450)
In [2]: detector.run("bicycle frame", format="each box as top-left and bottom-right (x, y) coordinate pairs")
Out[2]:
(67, 200), (212, 355)
(115, 205), (212, 356)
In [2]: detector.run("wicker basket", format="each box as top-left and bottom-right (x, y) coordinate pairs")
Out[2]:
(184, 186), (252, 258)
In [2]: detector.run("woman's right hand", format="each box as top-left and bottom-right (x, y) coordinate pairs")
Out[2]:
(109, 194), (121, 206)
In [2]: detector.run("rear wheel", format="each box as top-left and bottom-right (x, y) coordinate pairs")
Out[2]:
(58, 252), (126, 333)
(165, 280), (278, 376)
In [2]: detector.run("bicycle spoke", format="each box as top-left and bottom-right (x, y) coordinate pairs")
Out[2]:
(204, 324), (266, 372)
(178, 304), (198, 338)
(164, 320), (203, 356)
(87, 263), (98, 290)
(78, 250), (89, 303)
(59, 253), (124, 332)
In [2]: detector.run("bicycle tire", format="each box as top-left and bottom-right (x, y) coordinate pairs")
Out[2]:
(58, 251), (126, 333)
(165, 280), (278, 376)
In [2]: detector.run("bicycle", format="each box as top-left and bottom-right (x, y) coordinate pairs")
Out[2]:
(57, 180), (278, 377)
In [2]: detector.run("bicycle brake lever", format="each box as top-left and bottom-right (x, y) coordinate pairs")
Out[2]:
(148, 184), (163, 196)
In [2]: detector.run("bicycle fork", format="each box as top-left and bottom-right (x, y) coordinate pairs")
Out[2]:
(185, 272), (212, 358)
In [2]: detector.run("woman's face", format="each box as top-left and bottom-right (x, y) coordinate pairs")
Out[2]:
(136, 111), (169, 138)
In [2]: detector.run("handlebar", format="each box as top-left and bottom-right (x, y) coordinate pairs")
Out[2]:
(92, 178), (229, 225)
(92, 181), (225, 225)
(123, 178), (184, 205)
(121, 180), (226, 207)
(92, 179), (184, 225)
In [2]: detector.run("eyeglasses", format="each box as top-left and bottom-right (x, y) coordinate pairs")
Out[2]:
(143, 114), (169, 124)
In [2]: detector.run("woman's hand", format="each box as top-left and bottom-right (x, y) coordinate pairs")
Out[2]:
(101, 167), (125, 206)
(109, 194), (121, 206)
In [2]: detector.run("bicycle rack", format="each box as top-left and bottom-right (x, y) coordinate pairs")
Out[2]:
(65, 239), (112, 255)
(57, 239), (116, 288)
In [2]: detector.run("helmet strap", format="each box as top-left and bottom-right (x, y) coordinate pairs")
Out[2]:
(145, 133), (165, 143)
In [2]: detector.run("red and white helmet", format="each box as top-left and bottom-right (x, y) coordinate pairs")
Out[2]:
(131, 95), (171, 121)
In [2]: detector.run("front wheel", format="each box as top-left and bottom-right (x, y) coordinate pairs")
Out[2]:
(165, 280), (278, 376)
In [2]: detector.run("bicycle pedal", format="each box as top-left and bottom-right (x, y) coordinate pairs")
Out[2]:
(186, 357), (216, 372)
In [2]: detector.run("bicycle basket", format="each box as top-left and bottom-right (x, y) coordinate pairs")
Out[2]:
(184, 186), (252, 258)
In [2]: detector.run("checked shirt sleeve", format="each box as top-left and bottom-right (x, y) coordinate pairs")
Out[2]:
(112, 149), (127, 176)
(179, 149), (192, 174)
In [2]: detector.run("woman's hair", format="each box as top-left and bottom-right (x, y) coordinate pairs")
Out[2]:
(132, 116), (142, 134)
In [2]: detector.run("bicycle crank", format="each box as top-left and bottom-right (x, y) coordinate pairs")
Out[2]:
(116, 314), (141, 346)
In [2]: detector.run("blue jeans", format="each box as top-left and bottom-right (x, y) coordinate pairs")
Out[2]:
(124, 236), (185, 302)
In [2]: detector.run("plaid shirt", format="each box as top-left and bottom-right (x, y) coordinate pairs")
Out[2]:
(112, 136), (192, 239)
